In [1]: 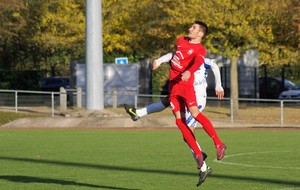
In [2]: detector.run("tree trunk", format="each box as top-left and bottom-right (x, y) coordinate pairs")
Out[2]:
(230, 56), (239, 116)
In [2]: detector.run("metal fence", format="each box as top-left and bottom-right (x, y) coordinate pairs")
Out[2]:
(0, 89), (299, 127)
(127, 93), (300, 127)
(0, 88), (82, 117)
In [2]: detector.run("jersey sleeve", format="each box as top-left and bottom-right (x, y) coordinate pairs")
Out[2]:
(209, 59), (223, 91)
(186, 48), (206, 74)
(155, 52), (173, 65)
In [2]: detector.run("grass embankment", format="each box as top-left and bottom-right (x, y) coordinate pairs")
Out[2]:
(0, 111), (46, 126)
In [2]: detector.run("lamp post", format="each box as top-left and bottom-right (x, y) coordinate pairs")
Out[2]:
(86, 0), (104, 110)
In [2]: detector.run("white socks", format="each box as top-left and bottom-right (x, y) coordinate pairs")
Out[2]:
(136, 101), (166, 117)
(200, 161), (207, 172)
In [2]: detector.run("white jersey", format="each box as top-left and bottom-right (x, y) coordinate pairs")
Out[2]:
(193, 58), (223, 96)
(193, 62), (209, 96)
(186, 58), (223, 127)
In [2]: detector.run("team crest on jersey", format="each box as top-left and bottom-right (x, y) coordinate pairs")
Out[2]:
(187, 49), (193, 55)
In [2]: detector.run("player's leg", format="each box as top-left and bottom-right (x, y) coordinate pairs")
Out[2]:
(138, 96), (169, 116)
(186, 96), (206, 161)
(185, 113), (212, 186)
(189, 141), (209, 172)
(186, 97), (211, 185)
(189, 106), (226, 160)
(184, 87), (226, 161)
(186, 95), (206, 132)
(170, 97), (203, 169)
(124, 96), (170, 121)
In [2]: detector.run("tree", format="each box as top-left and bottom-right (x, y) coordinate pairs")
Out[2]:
(0, 0), (26, 71)
(1, 0), (85, 74)
(26, 0), (85, 73)
(198, 0), (299, 116)
(258, 0), (299, 67)
(0, 0), (26, 43)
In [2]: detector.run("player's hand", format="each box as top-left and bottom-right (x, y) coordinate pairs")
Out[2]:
(215, 90), (224, 100)
(181, 71), (191, 81)
(152, 60), (161, 70)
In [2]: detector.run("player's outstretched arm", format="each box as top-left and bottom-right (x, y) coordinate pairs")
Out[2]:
(152, 52), (173, 70)
(209, 59), (224, 100)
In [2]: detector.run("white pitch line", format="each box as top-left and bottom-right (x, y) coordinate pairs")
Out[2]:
(213, 150), (300, 170)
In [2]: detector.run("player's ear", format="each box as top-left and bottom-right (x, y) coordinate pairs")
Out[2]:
(198, 31), (204, 38)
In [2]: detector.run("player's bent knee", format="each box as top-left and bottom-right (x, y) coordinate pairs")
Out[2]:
(191, 112), (200, 118)
(161, 96), (170, 107)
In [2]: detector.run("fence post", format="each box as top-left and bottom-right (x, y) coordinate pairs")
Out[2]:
(280, 100), (284, 127)
(77, 87), (82, 108)
(51, 92), (55, 117)
(15, 91), (18, 113)
(112, 88), (117, 108)
(134, 94), (138, 108)
(60, 87), (67, 114)
(230, 98), (234, 124)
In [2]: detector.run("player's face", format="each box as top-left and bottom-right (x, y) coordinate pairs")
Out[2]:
(188, 24), (203, 39)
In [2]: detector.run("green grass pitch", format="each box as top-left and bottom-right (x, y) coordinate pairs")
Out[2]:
(0, 128), (299, 190)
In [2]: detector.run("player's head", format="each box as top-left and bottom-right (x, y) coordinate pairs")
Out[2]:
(188, 20), (208, 40)
(194, 20), (208, 37)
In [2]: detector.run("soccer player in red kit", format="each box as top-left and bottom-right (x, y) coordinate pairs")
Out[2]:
(167, 21), (226, 170)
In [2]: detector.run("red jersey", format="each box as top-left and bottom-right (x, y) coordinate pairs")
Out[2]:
(169, 36), (206, 86)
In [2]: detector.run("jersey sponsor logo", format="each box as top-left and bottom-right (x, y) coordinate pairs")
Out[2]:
(194, 79), (206, 86)
(175, 51), (184, 59)
(171, 54), (183, 69)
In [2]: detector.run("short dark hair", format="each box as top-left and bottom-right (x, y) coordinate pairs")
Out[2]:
(194, 20), (208, 37)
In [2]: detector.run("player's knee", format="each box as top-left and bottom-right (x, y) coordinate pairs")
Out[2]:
(191, 111), (200, 118)
(189, 127), (195, 134)
(161, 97), (170, 107)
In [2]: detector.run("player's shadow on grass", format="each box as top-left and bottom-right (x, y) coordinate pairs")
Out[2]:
(0, 175), (140, 190)
(0, 156), (299, 188)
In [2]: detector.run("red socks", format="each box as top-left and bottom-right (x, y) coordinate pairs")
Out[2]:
(195, 113), (222, 146)
(176, 118), (202, 157)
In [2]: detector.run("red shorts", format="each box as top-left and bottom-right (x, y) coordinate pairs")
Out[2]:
(168, 81), (198, 113)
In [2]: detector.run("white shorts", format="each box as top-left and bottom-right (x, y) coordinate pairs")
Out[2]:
(185, 93), (207, 128)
